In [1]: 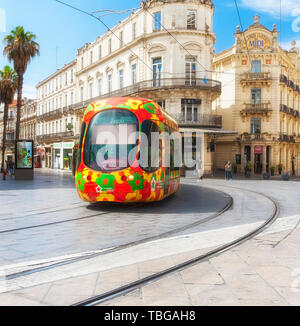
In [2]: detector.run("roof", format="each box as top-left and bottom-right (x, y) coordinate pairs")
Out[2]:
(9, 100), (18, 107)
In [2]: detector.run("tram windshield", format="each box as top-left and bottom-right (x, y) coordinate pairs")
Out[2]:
(84, 109), (138, 171)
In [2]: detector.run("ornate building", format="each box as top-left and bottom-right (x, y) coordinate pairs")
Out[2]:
(213, 15), (300, 176)
(36, 0), (226, 174)
(20, 98), (37, 140)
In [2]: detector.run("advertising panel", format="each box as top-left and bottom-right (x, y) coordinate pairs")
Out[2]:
(16, 140), (34, 169)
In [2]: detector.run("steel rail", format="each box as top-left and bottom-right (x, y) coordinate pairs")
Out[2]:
(5, 186), (232, 280)
(71, 187), (280, 306)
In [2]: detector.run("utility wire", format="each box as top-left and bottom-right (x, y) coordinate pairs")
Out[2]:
(54, 0), (154, 73)
(143, 3), (210, 75)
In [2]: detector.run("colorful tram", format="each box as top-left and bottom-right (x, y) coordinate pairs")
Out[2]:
(75, 97), (181, 203)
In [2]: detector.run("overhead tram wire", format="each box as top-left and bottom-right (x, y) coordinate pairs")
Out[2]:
(53, 0), (154, 74)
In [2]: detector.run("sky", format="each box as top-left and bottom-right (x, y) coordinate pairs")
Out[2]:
(0, 0), (299, 98)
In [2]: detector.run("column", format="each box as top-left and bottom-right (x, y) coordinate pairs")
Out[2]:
(241, 145), (245, 172)
(251, 145), (255, 175)
(263, 146), (267, 173)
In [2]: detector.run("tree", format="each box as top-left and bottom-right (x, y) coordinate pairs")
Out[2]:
(0, 66), (18, 173)
(3, 26), (40, 140)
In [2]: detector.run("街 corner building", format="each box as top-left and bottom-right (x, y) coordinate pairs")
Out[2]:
(35, 0), (235, 175)
(213, 15), (300, 176)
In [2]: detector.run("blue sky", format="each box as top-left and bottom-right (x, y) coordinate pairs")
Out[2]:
(0, 0), (299, 98)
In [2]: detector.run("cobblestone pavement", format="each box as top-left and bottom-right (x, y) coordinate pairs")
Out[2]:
(0, 172), (299, 306)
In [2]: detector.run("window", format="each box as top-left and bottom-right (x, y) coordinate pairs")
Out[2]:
(108, 39), (112, 54)
(90, 51), (93, 65)
(153, 58), (162, 87)
(154, 12), (161, 31)
(251, 60), (261, 73)
(251, 88), (261, 104)
(99, 45), (102, 60)
(185, 56), (196, 86)
(187, 10), (196, 30)
(133, 22), (136, 40)
(65, 94), (68, 107)
(81, 57), (84, 70)
(140, 120), (161, 173)
(119, 70), (124, 89)
(108, 74), (112, 93)
(120, 31), (123, 48)
(98, 79), (102, 96)
(132, 64), (137, 85)
(71, 69), (74, 83)
(251, 118), (261, 134)
(80, 86), (84, 102)
(89, 82), (93, 99)
(71, 92), (74, 105)
(84, 109), (138, 172)
(181, 100), (200, 122)
(65, 72), (68, 85)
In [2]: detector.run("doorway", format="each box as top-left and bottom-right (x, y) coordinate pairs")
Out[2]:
(254, 154), (262, 174)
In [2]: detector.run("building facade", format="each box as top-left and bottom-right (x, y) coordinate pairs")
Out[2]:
(0, 100), (17, 165)
(213, 15), (300, 176)
(36, 0), (224, 174)
(20, 98), (37, 140)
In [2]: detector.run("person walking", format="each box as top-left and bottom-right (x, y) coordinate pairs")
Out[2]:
(8, 159), (14, 177)
(196, 157), (203, 181)
(225, 161), (229, 180)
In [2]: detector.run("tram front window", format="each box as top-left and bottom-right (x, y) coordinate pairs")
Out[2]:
(84, 109), (138, 171)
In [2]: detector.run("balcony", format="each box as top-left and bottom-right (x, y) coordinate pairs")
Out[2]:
(279, 134), (295, 143)
(241, 102), (272, 118)
(240, 72), (272, 88)
(37, 131), (74, 142)
(172, 112), (222, 128)
(71, 78), (222, 113)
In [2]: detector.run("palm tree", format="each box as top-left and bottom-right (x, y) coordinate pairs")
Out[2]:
(0, 66), (18, 173)
(3, 26), (40, 140)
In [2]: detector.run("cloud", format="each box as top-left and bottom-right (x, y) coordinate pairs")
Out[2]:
(240, 0), (300, 17)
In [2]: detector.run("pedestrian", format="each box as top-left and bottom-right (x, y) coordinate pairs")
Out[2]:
(225, 161), (229, 180)
(8, 159), (14, 177)
(196, 157), (203, 181)
(227, 161), (232, 180)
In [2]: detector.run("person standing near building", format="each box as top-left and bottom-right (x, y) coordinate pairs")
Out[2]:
(225, 161), (233, 180)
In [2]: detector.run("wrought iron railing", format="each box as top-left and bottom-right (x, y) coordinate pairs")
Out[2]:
(172, 112), (222, 128)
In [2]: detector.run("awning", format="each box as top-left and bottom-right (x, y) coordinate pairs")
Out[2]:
(179, 128), (238, 135)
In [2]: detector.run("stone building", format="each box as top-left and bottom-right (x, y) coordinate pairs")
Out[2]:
(36, 0), (228, 174)
(0, 100), (17, 164)
(213, 15), (300, 176)
(20, 98), (37, 140)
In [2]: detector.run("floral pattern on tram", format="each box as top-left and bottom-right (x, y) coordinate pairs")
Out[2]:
(75, 97), (180, 203)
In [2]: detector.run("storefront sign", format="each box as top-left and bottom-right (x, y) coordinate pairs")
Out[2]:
(63, 142), (74, 149)
(254, 145), (263, 154)
(53, 143), (61, 149)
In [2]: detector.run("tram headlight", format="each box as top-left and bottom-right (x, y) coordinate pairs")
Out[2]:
(128, 175), (134, 181)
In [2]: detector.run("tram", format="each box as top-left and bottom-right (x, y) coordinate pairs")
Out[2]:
(75, 97), (181, 203)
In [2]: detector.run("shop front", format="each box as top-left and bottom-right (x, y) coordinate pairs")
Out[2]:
(52, 142), (74, 170)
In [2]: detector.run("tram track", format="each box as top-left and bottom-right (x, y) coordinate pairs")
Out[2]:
(71, 186), (280, 306)
(4, 187), (232, 281)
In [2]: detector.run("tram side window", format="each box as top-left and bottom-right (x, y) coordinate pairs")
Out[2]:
(141, 120), (161, 173)
(76, 122), (86, 170)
